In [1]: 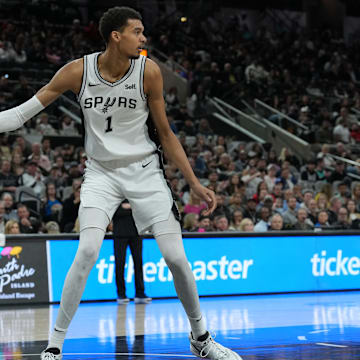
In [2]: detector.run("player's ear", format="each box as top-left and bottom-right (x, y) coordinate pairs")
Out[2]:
(110, 30), (121, 42)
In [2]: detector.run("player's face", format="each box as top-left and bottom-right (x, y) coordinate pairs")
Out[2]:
(117, 19), (146, 59)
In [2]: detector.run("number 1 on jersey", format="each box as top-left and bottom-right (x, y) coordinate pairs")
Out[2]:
(105, 116), (113, 133)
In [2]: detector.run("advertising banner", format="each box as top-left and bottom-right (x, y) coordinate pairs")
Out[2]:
(0, 240), (49, 304)
(49, 235), (360, 302)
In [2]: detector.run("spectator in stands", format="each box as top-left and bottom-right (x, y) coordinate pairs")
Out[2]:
(5, 219), (20, 234)
(264, 164), (278, 192)
(36, 112), (57, 135)
(346, 199), (360, 222)
(0, 159), (18, 193)
(60, 115), (79, 136)
(214, 214), (229, 231)
(45, 221), (61, 234)
(316, 119), (333, 143)
(327, 196), (343, 225)
(282, 196), (298, 229)
(195, 215), (213, 232)
(276, 167), (296, 190)
(334, 207), (351, 229)
(334, 181), (350, 204)
(228, 192), (244, 213)
(2, 192), (18, 222)
(28, 142), (52, 173)
(242, 197), (257, 224)
(228, 210), (244, 231)
(182, 213), (198, 232)
(18, 160), (46, 197)
(183, 189), (207, 215)
(60, 178), (81, 232)
(41, 138), (55, 162)
(42, 182), (62, 223)
(212, 192), (231, 220)
(300, 189), (314, 213)
(315, 210), (330, 229)
(351, 183), (360, 212)
(165, 86), (180, 109)
(254, 206), (270, 232)
(241, 165), (263, 195)
(315, 158), (327, 181)
(182, 118), (197, 136)
(300, 159), (319, 184)
(328, 161), (349, 186)
(317, 144), (335, 168)
(197, 118), (213, 136)
(269, 213), (284, 231)
(239, 218), (254, 232)
(17, 203), (40, 233)
(293, 208), (313, 230)
(307, 199), (318, 226)
(350, 123), (360, 143)
(0, 200), (5, 233)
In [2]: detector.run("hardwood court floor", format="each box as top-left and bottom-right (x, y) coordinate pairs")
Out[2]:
(1, 291), (360, 359)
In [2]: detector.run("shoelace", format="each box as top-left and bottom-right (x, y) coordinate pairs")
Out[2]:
(199, 333), (228, 359)
(42, 352), (57, 360)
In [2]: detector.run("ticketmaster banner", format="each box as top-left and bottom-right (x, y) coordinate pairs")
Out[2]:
(48, 235), (360, 302)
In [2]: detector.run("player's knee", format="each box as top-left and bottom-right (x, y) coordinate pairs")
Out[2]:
(77, 245), (100, 267)
(164, 253), (188, 272)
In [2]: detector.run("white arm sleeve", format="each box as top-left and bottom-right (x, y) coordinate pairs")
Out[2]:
(0, 96), (45, 133)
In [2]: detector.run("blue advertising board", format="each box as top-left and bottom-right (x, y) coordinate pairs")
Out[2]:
(48, 235), (360, 302)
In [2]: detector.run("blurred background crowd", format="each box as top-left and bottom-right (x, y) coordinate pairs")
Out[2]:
(1, 0), (360, 234)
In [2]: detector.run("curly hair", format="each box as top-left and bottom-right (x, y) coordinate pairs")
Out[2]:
(99, 6), (142, 45)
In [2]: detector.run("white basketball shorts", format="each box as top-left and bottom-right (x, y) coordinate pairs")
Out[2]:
(80, 152), (177, 234)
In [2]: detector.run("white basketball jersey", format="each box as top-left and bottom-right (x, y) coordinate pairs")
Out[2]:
(78, 52), (157, 162)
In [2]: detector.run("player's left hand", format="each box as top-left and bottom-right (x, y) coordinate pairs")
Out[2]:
(191, 183), (217, 215)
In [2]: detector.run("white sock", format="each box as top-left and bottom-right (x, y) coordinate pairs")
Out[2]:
(189, 314), (207, 339)
(47, 326), (67, 352)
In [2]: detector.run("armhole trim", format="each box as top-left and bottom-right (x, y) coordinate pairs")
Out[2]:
(77, 56), (87, 101)
(139, 56), (146, 101)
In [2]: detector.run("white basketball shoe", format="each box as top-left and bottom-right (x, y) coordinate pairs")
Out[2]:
(189, 332), (242, 359)
(40, 348), (62, 360)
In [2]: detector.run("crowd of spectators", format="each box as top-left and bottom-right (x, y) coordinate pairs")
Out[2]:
(1, 5), (360, 234)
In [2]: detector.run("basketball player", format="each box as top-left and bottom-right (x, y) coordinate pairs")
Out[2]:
(0, 7), (241, 360)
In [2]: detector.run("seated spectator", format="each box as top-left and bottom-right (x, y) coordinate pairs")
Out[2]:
(228, 192), (244, 213)
(347, 199), (360, 222)
(300, 189), (314, 213)
(333, 119), (351, 143)
(195, 215), (213, 232)
(276, 167), (296, 190)
(242, 197), (257, 224)
(327, 196), (343, 225)
(254, 206), (270, 232)
(264, 164), (278, 192)
(293, 208), (314, 230)
(334, 181), (350, 204)
(314, 210), (330, 229)
(18, 160), (46, 197)
(0, 200), (5, 233)
(224, 174), (243, 195)
(228, 210), (244, 231)
(269, 213), (284, 231)
(5, 219), (20, 234)
(317, 144), (335, 168)
(28, 142), (52, 172)
(2, 192), (18, 222)
(352, 183), (360, 212)
(183, 189), (207, 215)
(17, 203), (41, 233)
(214, 214), (229, 231)
(300, 159), (319, 184)
(238, 218), (254, 232)
(328, 161), (349, 185)
(212, 192), (231, 220)
(36, 112), (57, 135)
(182, 213), (198, 232)
(61, 179), (81, 232)
(0, 159), (19, 193)
(333, 207), (351, 229)
(45, 221), (61, 234)
(282, 196), (298, 228)
(42, 182), (63, 223)
(60, 115), (79, 136)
